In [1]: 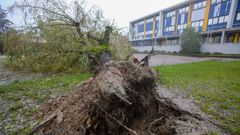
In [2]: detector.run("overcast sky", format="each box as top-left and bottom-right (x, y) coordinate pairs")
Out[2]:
(1, 0), (186, 28)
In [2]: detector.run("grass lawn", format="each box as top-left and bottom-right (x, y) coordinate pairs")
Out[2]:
(0, 72), (92, 134)
(154, 61), (240, 135)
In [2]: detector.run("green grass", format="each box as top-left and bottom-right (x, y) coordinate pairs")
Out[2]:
(0, 72), (92, 134)
(154, 61), (240, 135)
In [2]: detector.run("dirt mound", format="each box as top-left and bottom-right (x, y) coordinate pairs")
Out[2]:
(31, 61), (227, 135)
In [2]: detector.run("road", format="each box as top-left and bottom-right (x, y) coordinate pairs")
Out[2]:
(134, 54), (238, 66)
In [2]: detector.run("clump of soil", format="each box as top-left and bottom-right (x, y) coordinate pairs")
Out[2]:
(32, 61), (227, 135)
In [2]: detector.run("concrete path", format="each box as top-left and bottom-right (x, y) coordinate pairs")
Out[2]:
(134, 54), (239, 66)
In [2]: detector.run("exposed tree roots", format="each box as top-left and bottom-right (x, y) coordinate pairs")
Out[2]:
(31, 61), (228, 135)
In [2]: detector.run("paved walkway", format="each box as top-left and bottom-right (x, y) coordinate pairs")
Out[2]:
(134, 54), (239, 66)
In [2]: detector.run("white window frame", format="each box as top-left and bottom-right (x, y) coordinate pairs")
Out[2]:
(198, 2), (202, 9)
(208, 18), (213, 25)
(213, 18), (218, 24)
(219, 16), (224, 23)
(200, 21), (203, 27)
(192, 22), (195, 27)
(194, 4), (198, 10)
(236, 13), (240, 21)
(179, 9), (182, 14)
(202, 1), (207, 7)
(196, 21), (200, 27)
(224, 15), (229, 22)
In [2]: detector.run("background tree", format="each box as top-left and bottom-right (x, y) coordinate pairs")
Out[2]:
(180, 28), (202, 54)
(0, 5), (13, 54)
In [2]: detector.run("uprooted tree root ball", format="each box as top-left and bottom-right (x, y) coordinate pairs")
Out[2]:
(31, 61), (227, 135)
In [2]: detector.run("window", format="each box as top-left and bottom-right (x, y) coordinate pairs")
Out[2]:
(208, 18), (213, 25)
(219, 16), (224, 23)
(172, 11), (176, 16)
(192, 22), (195, 27)
(181, 14), (185, 24)
(196, 21), (200, 27)
(202, 1), (206, 7)
(236, 13), (240, 21)
(172, 17), (175, 25)
(213, 18), (218, 24)
(180, 25), (183, 29)
(197, 3), (202, 9)
(179, 7), (187, 14)
(194, 4), (198, 10)
(179, 9), (182, 14)
(186, 7), (189, 12)
(200, 21), (203, 26)
(224, 15), (229, 22)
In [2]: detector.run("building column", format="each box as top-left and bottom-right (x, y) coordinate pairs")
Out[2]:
(175, 9), (179, 36)
(234, 33), (239, 44)
(221, 31), (225, 44)
(203, 0), (211, 32)
(187, 0), (194, 28)
(152, 16), (156, 38)
(227, 0), (238, 28)
(159, 11), (164, 37)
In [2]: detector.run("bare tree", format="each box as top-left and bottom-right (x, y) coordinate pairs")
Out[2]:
(9, 0), (113, 45)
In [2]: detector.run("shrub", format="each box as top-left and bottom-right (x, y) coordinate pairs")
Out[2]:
(180, 28), (202, 54)
(143, 50), (149, 54)
(213, 52), (223, 55)
(160, 50), (166, 54)
(4, 27), (109, 73)
(204, 52), (211, 55)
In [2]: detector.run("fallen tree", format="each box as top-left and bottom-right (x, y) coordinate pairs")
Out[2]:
(30, 60), (228, 135)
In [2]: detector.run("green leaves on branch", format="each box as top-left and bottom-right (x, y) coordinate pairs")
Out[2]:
(3, 28), (111, 73)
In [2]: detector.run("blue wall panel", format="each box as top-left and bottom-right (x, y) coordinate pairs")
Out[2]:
(178, 13), (188, 24)
(209, 6), (215, 18)
(207, 0), (231, 31)
(220, 2), (227, 16)
(178, 15), (181, 24)
(138, 24), (144, 33)
(163, 31), (174, 36)
(207, 22), (227, 31)
(233, 0), (240, 27)
(184, 13), (188, 23)
(146, 23), (153, 31)
(166, 17), (172, 27)
(155, 21), (159, 29)
(226, 0), (231, 13)
(146, 34), (152, 38)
